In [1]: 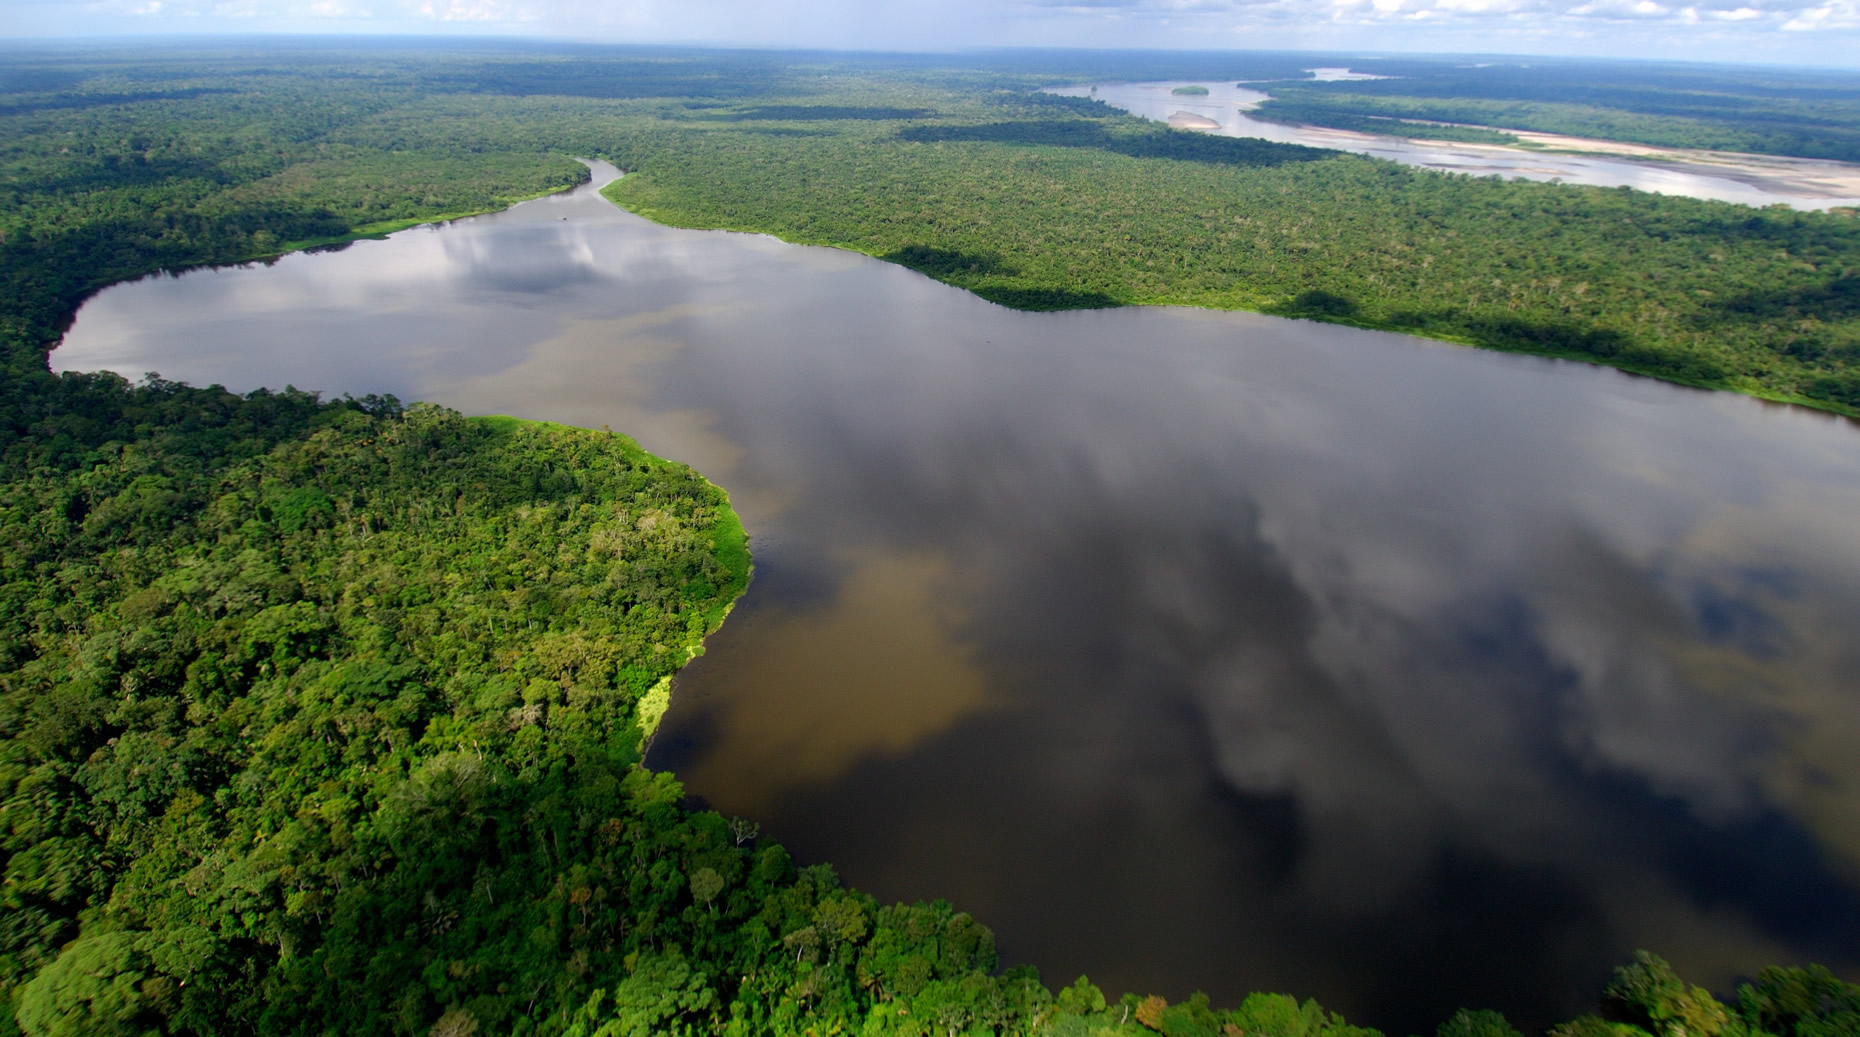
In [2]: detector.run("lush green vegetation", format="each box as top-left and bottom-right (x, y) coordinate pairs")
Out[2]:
(611, 89), (1860, 414)
(1172, 86), (1210, 96)
(5, 45), (1860, 414)
(3, 42), (1860, 1036)
(4, 376), (1856, 1037)
(1243, 99), (1520, 145)
(1244, 58), (1860, 161)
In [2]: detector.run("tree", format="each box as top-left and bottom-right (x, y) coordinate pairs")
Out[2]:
(1602, 951), (1735, 1037)
(1437, 1008), (1527, 1037)
(15, 932), (159, 1037)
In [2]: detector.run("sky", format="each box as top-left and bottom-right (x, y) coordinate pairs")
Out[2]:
(2, 0), (1855, 68)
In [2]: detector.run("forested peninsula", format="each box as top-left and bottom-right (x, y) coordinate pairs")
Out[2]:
(2, 43), (1859, 1037)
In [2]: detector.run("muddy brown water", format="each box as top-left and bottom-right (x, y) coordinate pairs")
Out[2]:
(54, 161), (1860, 1034)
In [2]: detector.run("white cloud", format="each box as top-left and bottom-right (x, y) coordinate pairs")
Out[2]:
(6, 0), (1860, 64)
(408, 0), (540, 20)
(1783, 1), (1860, 28)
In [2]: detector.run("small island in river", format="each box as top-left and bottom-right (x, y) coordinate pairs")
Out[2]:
(1168, 110), (1223, 130)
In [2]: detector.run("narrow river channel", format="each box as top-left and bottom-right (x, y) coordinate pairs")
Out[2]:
(53, 161), (1860, 1034)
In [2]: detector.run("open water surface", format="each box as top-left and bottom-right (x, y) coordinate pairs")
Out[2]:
(1050, 81), (1860, 210)
(54, 162), (1860, 1033)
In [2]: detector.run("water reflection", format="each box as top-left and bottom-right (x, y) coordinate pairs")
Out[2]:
(54, 163), (1860, 1033)
(1051, 81), (1860, 210)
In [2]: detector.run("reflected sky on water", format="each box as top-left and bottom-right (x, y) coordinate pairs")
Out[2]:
(1049, 81), (1860, 211)
(54, 163), (1860, 1033)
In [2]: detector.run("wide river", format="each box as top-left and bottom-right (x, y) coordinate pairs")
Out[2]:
(54, 162), (1860, 1033)
(1049, 81), (1860, 210)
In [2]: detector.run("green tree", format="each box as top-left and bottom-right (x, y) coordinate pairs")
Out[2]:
(14, 932), (158, 1037)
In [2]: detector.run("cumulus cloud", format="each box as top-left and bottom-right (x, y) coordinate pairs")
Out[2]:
(408, 0), (542, 20)
(1039, 0), (1827, 28)
(4, 0), (1858, 62)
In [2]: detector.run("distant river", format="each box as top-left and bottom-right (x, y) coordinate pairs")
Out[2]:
(54, 162), (1860, 1034)
(1049, 81), (1860, 210)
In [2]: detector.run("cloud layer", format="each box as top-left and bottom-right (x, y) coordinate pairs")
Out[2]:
(5, 0), (1858, 64)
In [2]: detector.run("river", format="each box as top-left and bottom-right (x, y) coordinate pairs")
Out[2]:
(52, 161), (1860, 1034)
(1048, 80), (1860, 211)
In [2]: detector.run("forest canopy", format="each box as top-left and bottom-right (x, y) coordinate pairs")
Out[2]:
(3, 45), (1860, 414)
(2, 42), (1859, 1037)
(2, 377), (1853, 1037)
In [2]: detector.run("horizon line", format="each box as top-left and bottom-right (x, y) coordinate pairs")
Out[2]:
(1, 34), (1857, 76)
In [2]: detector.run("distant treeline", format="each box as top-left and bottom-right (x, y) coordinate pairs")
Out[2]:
(1242, 100), (1521, 144)
(3, 44), (1860, 1037)
(613, 86), (1860, 415)
(1241, 59), (1860, 162)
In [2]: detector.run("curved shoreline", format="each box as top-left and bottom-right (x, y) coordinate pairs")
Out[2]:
(467, 410), (754, 752)
(1052, 80), (1860, 209)
(597, 172), (1859, 422)
(42, 149), (1855, 425)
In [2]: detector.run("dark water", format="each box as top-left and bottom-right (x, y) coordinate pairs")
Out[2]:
(55, 162), (1860, 1034)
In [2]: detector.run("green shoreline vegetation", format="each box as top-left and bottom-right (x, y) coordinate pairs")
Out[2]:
(3, 43), (1859, 1037)
(596, 89), (1860, 414)
(1242, 101), (1522, 145)
(1246, 84), (1860, 164)
(1172, 86), (1211, 96)
(5, 48), (1860, 414)
(276, 177), (592, 255)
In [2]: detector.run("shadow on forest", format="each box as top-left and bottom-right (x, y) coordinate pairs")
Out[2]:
(1707, 272), (1860, 325)
(880, 245), (1018, 279)
(21, 154), (241, 195)
(896, 120), (1331, 167)
(1265, 290), (1741, 388)
(1270, 289), (1360, 318)
(986, 92), (1120, 118)
(975, 285), (1121, 310)
(1401, 306), (1732, 385)
(877, 245), (1118, 308)
(1692, 273), (1860, 406)
(0, 87), (238, 118)
(716, 105), (939, 121)
(727, 126), (836, 138)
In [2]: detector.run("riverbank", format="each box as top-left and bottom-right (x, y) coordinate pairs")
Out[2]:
(1053, 81), (1860, 211)
(15, 44), (1860, 1037)
(274, 172), (594, 255)
(52, 150), (1860, 1033)
(601, 140), (1860, 420)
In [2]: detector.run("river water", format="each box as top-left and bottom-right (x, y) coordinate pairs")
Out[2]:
(1049, 81), (1860, 211)
(53, 162), (1860, 1033)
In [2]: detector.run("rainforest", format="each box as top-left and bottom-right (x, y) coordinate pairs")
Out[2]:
(3, 40), (1860, 1037)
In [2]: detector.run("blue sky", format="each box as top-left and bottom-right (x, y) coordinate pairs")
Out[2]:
(2, 0), (1854, 67)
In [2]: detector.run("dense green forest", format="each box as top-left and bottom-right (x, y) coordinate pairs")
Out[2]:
(3, 370), (1856, 1037)
(4, 44), (1860, 413)
(1240, 101), (1521, 145)
(3, 42), (1860, 1036)
(609, 96), (1860, 413)
(1242, 58), (1860, 162)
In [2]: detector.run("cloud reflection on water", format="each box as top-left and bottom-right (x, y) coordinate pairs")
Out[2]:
(52, 162), (1860, 1033)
